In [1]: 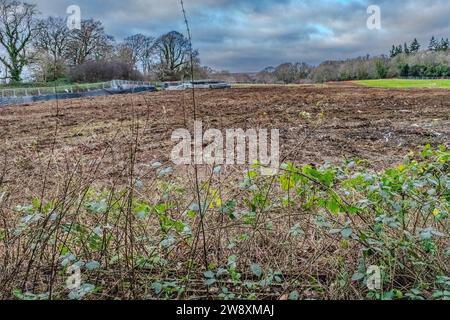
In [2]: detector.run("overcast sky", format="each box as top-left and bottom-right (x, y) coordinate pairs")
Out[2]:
(35, 0), (450, 72)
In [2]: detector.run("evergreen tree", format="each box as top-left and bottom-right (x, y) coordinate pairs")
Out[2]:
(409, 38), (421, 53)
(375, 59), (388, 78)
(404, 42), (410, 54)
(390, 45), (397, 58)
(429, 36), (438, 51)
(439, 38), (449, 51)
(400, 63), (410, 77)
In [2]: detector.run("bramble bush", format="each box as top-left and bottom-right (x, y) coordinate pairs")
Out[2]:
(1, 145), (448, 300)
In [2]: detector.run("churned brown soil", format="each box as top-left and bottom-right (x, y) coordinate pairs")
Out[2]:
(0, 84), (449, 204)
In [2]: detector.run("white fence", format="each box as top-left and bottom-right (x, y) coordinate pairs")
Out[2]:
(0, 80), (155, 98)
(110, 80), (155, 88)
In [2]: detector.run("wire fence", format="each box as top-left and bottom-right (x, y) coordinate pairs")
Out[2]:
(0, 80), (156, 98)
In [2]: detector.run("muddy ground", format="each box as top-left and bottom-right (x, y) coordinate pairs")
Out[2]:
(0, 84), (449, 204)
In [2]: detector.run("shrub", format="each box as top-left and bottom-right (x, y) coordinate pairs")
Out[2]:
(1, 146), (448, 300)
(68, 60), (143, 83)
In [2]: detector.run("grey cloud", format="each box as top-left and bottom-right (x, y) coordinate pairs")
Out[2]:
(33, 0), (450, 71)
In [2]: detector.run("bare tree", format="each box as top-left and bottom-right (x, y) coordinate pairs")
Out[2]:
(270, 62), (312, 84)
(114, 43), (135, 68)
(274, 63), (296, 84)
(255, 67), (276, 83)
(154, 31), (193, 80)
(0, 0), (38, 83)
(124, 33), (155, 74)
(34, 16), (69, 61)
(30, 16), (71, 81)
(66, 19), (112, 66)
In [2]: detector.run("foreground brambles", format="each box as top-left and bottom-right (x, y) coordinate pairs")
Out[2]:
(0, 145), (448, 300)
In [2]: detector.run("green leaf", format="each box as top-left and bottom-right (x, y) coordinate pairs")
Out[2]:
(160, 235), (176, 248)
(250, 263), (263, 278)
(12, 289), (49, 301)
(204, 278), (217, 286)
(247, 170), (259, 179)
(158, 167), (173, 177)
(216, 268), (228, 278)
(151, 162), (162, 169)
(421, 144), (432, 158)
(189, 203), (200, 212)
(68, 283), (95, 300)
(259, 277), (272, 288)
(187, 210), (197, 219)
(60, 253), (76, 267)
(326, 197), (340, 215)
(32, 197), (41, 210)
(152, 282), (163, 294)
(134, 179), (144, 189)
(270, 270), (283, 283)
(85, 260), (101, 271)
(445, 247), (450, 256)
(418, 228), (443, 241)
(289, 223), (304, 237)
(289, 291), (300, 300)
(86, 200), (107, 214)
(352, 272), (365, 281)
(341, 227), (353, 239)
(227, 255), (237, 269)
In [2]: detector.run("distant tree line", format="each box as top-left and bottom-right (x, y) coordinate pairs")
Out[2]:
(252, 36), (450, 84)
(254, 63), (313, 84)
(218, 35), (450, 84)
(310, 36), (450, 82)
